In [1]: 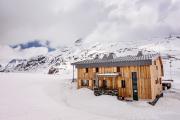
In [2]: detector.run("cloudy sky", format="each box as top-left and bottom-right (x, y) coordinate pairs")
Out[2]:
(0, 0), (180, 47)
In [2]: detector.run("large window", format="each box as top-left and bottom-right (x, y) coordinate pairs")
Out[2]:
(81, 80), (89, 86)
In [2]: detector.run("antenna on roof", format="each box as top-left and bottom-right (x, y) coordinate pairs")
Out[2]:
(94, 54), (99, 59)
(137, 51), (143, 57)
(107, 53), (116, 59)
(102, 54), (108, 60)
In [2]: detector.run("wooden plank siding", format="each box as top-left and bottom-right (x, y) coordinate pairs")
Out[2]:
(76, 57), (163, 100)
(150, 57), (163, 100)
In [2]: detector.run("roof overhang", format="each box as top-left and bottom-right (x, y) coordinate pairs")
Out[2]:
(72, 60), (152, 68)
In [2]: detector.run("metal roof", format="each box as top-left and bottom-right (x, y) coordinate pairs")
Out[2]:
(72, 53), (160, 68)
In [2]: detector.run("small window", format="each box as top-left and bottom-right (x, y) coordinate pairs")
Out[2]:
(161, 65), (164, 76)
(93, 80), (98, 87)
(159, 78), (162, 84)
(96, 67), (99, 73)
(121, 80), (126, 88)
(93, 80), (96, 86)
(154, 61), (156, 65)
(85, 68), (88, 73)
(103, 80), (108, 88)
(155, 79), (158, 84)
(156, 66), (158, 70)
(81, 80), (89, 86)
(117, 67), (120, 72)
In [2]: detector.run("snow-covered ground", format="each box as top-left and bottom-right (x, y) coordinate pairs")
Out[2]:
(0, 73), (180, 120)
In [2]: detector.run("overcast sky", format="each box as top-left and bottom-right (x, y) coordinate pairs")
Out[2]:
(0, 0), (180, 47)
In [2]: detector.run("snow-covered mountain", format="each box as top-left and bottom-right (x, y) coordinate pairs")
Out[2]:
(0, 36), (180, 79)
(0, 40), (52, 68)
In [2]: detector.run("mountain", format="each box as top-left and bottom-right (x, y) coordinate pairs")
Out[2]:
(1, 36), (180, 79)
(10, 40), (56, 52)
(3, 59), (27, 72)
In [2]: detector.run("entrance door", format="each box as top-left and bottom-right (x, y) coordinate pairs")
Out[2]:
(132, 72), (138, 100)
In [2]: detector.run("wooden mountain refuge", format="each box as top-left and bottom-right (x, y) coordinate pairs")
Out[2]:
(72, 51), (164, 101)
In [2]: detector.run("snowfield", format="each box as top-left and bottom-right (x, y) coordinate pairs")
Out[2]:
(0, 73), (180, 120)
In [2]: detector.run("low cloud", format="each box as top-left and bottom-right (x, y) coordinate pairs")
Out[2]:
(85, 0), (180, 43)
(0, 0), (180, 47)
(0, 0), (109, 46)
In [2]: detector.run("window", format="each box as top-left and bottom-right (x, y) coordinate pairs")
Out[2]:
(96, 67), (99, 73)
(93, 80), (98, 87)
(117, 67), (120, 72)
(154, 61), (156, 65)
(81, 80), (89, 86)
(103, 80), (108, 88)
(155, 79), (158, 84)
(93, 80), (96, 86)
(159, 78), (162, 84)
(156, 66), (158, 70)
(85, 68), (88, 73)
(161, 65), (164, 76)
(121, 80), (126, 88)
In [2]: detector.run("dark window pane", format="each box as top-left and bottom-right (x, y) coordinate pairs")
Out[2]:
(103, 80), (108, 88)
(85, 68), (88, 73)
(117, 67), (120, 72)
(96, 67), (99, 73)
(121, 80), (126, 88)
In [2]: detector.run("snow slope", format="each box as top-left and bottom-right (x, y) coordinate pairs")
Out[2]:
(0, 73), (180, 120)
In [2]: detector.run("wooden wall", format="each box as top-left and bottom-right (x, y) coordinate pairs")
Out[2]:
(150, 57), (163, 99)
(76, 57), (163, 100)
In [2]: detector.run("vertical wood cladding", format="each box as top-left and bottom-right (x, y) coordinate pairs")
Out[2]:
(76, 59), (163, 100)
